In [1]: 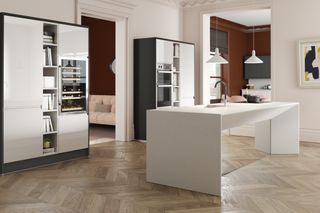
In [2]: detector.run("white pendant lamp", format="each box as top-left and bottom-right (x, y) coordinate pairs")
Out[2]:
(208, 47), (228, 64)
(207, 17), (228, 64)
(245, 26), (263, 64)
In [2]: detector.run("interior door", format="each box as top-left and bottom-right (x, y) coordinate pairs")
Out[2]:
(180, 43), (195, 106)
(3, 16), (43, 163)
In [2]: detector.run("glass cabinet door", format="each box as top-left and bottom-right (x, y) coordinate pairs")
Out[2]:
(60, 59), (87, 113)
(157, 86), (172, 107)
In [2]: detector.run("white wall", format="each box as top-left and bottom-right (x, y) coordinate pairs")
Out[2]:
(128, 0), (183, 140)
(0, 0), (75, 23)
(272, 0), (320, 142)
(130, 0), (182, 40)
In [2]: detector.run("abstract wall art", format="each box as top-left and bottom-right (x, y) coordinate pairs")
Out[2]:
(298, 39), (320, 88)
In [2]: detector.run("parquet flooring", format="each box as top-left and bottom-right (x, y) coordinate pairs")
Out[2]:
(0, 136), (319, 212)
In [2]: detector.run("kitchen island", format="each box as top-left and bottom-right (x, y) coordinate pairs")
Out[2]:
(146, 102), (299, 196)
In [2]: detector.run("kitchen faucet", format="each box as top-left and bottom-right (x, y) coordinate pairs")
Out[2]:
(214, 80), (228, 106)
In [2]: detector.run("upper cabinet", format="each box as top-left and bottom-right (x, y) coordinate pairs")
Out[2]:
(156, 39), (174, 64)
(59, 25), (88, 60)
(3, 16), (43, 108)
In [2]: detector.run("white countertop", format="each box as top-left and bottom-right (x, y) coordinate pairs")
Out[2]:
(150, 102), (299, 116)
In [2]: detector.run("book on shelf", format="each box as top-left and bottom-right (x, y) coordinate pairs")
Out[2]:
(43, 115), (54, 133)
(42, 93), (55, 110)
(45, 47), (53, 66)
(43, 49), (46, 66)
(43, 32), (55, 43)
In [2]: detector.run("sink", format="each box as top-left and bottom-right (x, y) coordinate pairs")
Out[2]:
(205, 104), (227, 108)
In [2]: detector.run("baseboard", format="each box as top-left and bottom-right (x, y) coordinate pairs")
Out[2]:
(230, 125), (320, 143)
(300, 129), (320, 143)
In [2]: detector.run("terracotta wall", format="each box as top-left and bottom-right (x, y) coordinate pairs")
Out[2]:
(247, 31), (271, 55)
(210, 17), (270, 96)
(81, 16), (116, 95)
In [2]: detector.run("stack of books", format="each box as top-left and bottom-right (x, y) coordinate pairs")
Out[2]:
(43, 33), (54, 44)
(42, 93), (56, 110)
(43, 115), (54, 133)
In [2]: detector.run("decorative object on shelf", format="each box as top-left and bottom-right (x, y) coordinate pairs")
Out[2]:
(298, 39), (320, 88)
(207, 16), (228, 64)
(43, 76), (55, 89)
(245, 26), (263, 64)
(246, 84), (255, 89)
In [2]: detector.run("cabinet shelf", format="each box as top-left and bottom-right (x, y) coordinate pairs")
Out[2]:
(43, 87), (57, 90)
(62, 78), (82, 81)
(158, 85), (172, 88)
(62, 91), (83, 94)
(158, 71), (172, 74)
(43, 66), (58, 69)
(43, 131), (57, 135)
(62, 96), (85, 100)
(43, 109), (58, 112)
(62, 107), (84, 112)
(61, 66), (81, 70)
(43, 151), (57, 156)
(62, 72), (81, 75)
(43, 43), (57, 47)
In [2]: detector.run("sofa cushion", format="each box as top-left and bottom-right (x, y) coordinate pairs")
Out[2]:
(95, 103), (111, 112)
(96, 112), (115, 122)
(89, 95), (116, 125)
(89, 101), (99, 112)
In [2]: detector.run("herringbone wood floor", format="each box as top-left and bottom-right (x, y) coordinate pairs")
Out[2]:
(0, 136), (319, 212)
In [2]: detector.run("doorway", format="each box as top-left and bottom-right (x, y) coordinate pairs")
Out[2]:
(81, 16), (116, 144)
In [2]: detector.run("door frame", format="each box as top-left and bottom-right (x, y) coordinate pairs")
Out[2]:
(199, 1), (272, 104)
(76, 0), (135, 141)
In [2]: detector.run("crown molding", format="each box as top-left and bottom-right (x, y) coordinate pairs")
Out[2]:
(147, 0), (181, 8)
(181, 0), (218, 8)
(147, 0), (231, 8)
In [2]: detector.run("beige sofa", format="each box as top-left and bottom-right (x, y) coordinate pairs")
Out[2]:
(89, 95), (115, 125)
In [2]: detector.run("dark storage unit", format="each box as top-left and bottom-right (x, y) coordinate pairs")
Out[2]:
(134, 37), (195, 140)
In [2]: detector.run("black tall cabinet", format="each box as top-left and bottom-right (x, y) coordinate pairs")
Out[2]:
(134, 37), (195, 140)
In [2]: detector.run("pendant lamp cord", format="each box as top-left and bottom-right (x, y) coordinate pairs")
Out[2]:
(253, 26), (255, 50)
(216, 17), (218, 51)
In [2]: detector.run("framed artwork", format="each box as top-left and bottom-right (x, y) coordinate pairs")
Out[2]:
(298, 39), (320, 88)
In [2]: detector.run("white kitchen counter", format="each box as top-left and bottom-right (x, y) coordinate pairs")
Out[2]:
(146, 102), (299, 196)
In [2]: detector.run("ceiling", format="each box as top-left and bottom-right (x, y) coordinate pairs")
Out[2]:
(214, 9), (271, 27)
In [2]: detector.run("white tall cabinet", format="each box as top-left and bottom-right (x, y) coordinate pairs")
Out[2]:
(0, 13), (89, 174)
(180, 43), (195, 106)
(3, 16), (43, 163)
